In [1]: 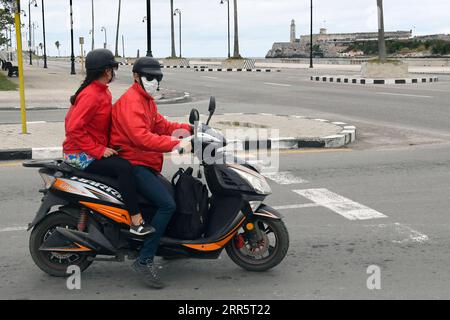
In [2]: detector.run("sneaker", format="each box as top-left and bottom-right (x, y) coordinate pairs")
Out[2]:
(130, 222), (155, 236)
(131, 259), (165, 289)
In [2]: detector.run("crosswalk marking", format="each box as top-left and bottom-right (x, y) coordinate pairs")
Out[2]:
(0, 226), (27, 232)
(262, 171), (309, 185)
(293, 188), (388, 220)
(273, 203), (320, 210)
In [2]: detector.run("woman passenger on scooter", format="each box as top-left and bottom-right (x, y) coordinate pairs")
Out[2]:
(109, 57), (193, 289)
(63, 49), (153, 237)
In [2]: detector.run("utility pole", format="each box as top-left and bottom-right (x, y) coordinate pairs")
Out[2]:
(114, 0), (121, 57)
(91, 0), (95, 51)
(310, 0), (313, 68)
(377, 0), (387, 62)
(70, 0), (76, 75)
(170, 0), (176, 58)
(145, 0), (152, 57)
(41, 0), (47, 68)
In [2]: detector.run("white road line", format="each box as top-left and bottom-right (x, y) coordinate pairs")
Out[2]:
(0, 226), (27, 233)
(262, 171), (309, 185)
(392, 223), (429, 244)
(273, 203), (320, 210)
(376, 92), (433, 99)
(201, 76), (219, 80)
(293, 188), (388, 220)
(365, 223), (429, 244)
(263, 82), (292, 87)
(27, 121), (47, 124)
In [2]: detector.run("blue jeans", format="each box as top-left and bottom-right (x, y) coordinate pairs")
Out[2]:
(133, 166), (176, 263)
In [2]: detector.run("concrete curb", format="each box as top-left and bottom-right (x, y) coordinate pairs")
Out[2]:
(311, 75), (439, 85)
(0, 114), (356, 161)
(0, 92), (192, 111)
(162, 65), (193, 69)
(162, 65), (281, 72)
(410, 71), (450, 75)
(189, 113), (356, 150)
(154, 92), (191, 105)
(194, 67), (280, 73)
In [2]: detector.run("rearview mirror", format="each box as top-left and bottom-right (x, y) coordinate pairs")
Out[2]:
(206, 97), (216, 125)
(208, 96), (216, 114)
(189, 108), (200, 125)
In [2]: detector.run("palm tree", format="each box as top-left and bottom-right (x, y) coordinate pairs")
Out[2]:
(114, 0), (121, 57)
(232, 0), (241, 58)
(170, 0), (176, 58)
(377, 0), (386, 62)
(55, 40), (60, 56)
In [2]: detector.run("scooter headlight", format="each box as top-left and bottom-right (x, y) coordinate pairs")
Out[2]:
(230, 168), (272, 195)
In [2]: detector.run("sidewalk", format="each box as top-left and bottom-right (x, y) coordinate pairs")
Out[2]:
(0, 63), (189, 110)
(0, 114), (356, 160)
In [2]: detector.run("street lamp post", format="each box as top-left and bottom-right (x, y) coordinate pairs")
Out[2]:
(31, 22), (37, 57)
(115, 0), (121, 57)
(69, 0), (76, 75)
(145, 0), (152, 57)
(220, 0), (230, 58)
(41, 0), (47, 68)
(174, 9), (182, 58)
(310, 0), (313, 68)
(101, 26), (107, 49)
(122, 34), (125, 58)
(9, 26), (13, 61)
(170, 0), (175, 58)
(28, 0), (37, 65)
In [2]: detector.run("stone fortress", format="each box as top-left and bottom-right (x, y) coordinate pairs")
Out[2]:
(266, 19), (412, 58)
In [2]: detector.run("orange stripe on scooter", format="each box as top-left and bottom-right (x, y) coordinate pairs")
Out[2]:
(80, 201), (131, 225)
(183, 218), (246, 252)
(44, 242), (91, 252)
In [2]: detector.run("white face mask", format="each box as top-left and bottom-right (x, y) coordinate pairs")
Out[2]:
(141, 77), (159, 96)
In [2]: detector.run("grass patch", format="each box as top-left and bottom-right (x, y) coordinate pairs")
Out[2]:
(0, 72), (18, 91)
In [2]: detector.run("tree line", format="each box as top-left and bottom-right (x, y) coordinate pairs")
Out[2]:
(346, 39), (450, 56)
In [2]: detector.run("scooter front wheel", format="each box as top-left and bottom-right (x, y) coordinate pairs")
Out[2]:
(225, 217), (289, 272)
(29, 211), (94, 277)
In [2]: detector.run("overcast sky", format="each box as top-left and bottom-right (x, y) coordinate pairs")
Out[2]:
(14, 0), (450, 58)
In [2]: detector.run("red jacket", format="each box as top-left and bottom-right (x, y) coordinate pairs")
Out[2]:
(63, 81), (112, 160)
(110, 82), (192, 172)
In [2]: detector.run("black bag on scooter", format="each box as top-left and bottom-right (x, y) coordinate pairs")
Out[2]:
(168, 167), (209, 240)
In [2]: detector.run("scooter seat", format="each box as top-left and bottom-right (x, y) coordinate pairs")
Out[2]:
(65, 165), (175, 205)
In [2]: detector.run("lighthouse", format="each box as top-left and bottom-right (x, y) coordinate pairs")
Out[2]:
(290, 19), (296, 43)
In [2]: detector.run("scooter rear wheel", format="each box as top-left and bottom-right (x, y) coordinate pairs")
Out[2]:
(29, 211), (94, 277)
(226, 217), (289, 272)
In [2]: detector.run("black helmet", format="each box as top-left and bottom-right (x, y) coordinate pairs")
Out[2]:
(85, 49), (119, 72)
(132, 57), (163, 82)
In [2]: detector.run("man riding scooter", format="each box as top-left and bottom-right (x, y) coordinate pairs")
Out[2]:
(110, 57), (193, 289)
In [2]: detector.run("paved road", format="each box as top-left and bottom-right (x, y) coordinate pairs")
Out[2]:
(1, 62), (449, 151)
(1, 144), (449, 299)
(1, 61), (450, 299)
